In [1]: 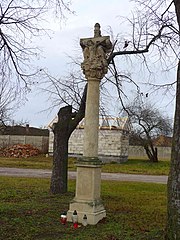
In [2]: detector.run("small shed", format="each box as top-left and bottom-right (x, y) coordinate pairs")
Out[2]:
(48, 116), (130, 163)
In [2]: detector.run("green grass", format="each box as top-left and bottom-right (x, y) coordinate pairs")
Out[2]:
(102, 158), (170, 175)
(0, 176), (167, 240)
(0, 155), (170, 175)
(0, 155), (53, 169)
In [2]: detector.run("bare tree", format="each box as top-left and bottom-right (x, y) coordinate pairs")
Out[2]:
(112, 0), (179, 238)
(0, 0), (72, 92)
(166, 1), (180, 238)
(0, 76), (20, 128)
(40, 70), (87, 194)
(127, 96), (172, 162)
(125, 1), (180, 238)
(0, 0), (74, 193)
(50, 85), (87, 194)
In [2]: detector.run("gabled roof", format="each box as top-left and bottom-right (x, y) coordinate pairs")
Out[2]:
(0, 125), (49, 136)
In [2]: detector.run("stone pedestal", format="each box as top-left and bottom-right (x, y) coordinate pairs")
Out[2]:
(67, 158), (106, 224)
(67, 23), (112, 225)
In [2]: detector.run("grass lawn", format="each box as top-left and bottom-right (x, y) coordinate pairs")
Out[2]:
(0, 155), (170, 175)
(0, 177), (167, 240)
(0, 155), (53, 170)
(102, 158), (170, 175)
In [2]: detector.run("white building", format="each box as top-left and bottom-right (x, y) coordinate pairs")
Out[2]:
(48, 116), (130, 163)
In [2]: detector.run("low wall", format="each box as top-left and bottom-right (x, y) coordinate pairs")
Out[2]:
(0, 135), (170, 159)
(0, 135), (49, 153)
(128, 146), (171, 159)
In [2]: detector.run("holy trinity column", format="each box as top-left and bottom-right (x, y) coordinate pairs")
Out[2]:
(67, 23), (112, 225)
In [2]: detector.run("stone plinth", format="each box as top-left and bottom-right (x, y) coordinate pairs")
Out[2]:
(67, 158), (106, 225)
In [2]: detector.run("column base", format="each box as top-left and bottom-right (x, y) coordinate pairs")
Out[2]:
(67, 157), (106, 225)
(67, 199), (106, 225)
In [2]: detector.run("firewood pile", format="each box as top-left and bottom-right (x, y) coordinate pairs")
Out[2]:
(0, 144), (40, 158)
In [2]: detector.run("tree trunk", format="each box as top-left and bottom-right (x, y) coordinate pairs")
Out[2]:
(50, 84), (87, 194)
(50, 106), (72, 194)
(144, 143), (158, 162)
(166, 1), (180, 238)
(174, 0), (180, 27)
(166, 60), (180, 239)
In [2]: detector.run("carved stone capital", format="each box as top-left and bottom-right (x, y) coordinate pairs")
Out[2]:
(80, 23), (112, 80)
(81, 58), (108, 79)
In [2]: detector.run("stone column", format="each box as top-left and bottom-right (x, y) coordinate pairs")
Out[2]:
(67, 23), (112, 225)
(83, 77), (100, 157)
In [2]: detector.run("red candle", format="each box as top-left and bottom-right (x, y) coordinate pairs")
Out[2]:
(72, 210), (78, 228)
(60, 212), (67, 225)
(73, 222), (78, 228)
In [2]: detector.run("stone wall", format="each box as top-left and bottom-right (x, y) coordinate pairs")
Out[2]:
(0, 135), (49, 153)
(49, 128), (129, 163)
(128, 145), (171, 159)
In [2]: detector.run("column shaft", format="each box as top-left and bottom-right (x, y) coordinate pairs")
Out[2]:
(83, 78), (100, 158)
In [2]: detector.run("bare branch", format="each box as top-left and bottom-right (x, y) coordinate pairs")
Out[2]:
(108, 24), (170, 64)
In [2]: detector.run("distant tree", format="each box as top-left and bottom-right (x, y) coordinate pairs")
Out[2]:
(0, 75), (20, 128)
(127, 98), (172, 162)
(129, 132), (143, 146)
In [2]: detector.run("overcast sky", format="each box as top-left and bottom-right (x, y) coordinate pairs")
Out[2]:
(14, 0), (176, 128)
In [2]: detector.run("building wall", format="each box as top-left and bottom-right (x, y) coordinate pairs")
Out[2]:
(49, 128), (129, 163)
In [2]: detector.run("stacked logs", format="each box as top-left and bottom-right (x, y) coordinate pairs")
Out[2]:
(0, 144), (40, 158)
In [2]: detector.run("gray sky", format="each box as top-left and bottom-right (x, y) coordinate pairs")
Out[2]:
(14, 0), (176, 127)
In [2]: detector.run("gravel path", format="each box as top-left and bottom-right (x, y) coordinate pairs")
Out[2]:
(0, 167), (168, 184)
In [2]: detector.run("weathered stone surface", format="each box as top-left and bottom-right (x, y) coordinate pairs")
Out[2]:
(80, 23), (112, 80)
(67, 160), (106, 225)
